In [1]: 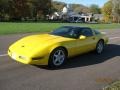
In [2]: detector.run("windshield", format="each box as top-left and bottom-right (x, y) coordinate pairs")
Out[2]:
(50, 27), (79, 39)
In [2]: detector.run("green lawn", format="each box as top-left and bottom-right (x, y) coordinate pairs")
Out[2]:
(0, 22), (120, 35)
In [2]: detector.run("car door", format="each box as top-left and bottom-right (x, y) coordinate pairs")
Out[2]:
(76, 28), (97, 54)
(63, 28), (81, 57)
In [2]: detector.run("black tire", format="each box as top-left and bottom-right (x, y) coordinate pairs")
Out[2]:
(96, 40), (104, 54)
(48, 47), (67, 68)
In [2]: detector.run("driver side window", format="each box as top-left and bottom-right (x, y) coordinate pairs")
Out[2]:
(68, 29), (79, 39)
(81, 28), (93, 37)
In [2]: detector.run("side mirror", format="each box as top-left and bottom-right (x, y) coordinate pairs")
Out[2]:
(79, 35), (86, 40)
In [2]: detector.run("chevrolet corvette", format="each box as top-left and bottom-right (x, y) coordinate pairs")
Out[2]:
(8, 26), (108, 68)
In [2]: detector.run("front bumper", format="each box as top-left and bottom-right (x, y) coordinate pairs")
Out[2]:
(8, 50), (49, 65)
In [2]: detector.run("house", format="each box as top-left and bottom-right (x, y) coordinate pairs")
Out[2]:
(49, 4), (101, 23)
(93, 14), (104, 21)
(67, 14), (92, 23)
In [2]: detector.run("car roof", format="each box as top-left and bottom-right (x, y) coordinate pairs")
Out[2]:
(62, 26), (91, 29)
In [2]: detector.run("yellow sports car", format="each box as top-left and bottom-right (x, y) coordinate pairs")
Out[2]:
(8, 26), (108, 68)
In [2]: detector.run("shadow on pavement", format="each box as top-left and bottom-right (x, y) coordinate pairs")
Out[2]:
(36, 44), (120, 70)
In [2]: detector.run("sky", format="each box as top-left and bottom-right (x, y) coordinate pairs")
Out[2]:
(53, 0), (108, 7)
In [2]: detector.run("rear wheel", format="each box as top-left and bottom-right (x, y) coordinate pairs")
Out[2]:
(96, 40), (104, 54)
(48, 47), (67, 68)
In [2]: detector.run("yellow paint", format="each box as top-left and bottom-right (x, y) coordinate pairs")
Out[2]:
(8, 33), (108, 65)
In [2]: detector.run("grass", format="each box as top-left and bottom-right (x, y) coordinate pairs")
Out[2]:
(0, 22), (120, 35)
(103, 80), (120, 90)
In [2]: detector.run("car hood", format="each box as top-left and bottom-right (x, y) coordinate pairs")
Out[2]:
(9, 34), (72, 55)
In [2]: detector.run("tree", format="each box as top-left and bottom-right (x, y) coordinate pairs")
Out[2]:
(102, 0), (112, 22)
(52, 1), (91, 14)
(32, 0), (52, 20)
(52, 1), (66, 12)
(112, 0), (120, 23)
(7, 0), (52, 21)
(9, 0), (30, 20)
(0, 0), (9, 21)
(90, 4), (101, 14)
(70, 4), (90, 13)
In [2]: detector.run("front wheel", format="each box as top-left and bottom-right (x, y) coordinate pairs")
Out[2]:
(96, 40), (104, 54)
(48, 47), (67, 68)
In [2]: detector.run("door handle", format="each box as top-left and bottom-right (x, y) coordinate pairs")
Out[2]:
(92, 37), (95, 40)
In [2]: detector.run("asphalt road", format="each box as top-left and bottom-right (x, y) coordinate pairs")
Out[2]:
(0, 29), (120, 90)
